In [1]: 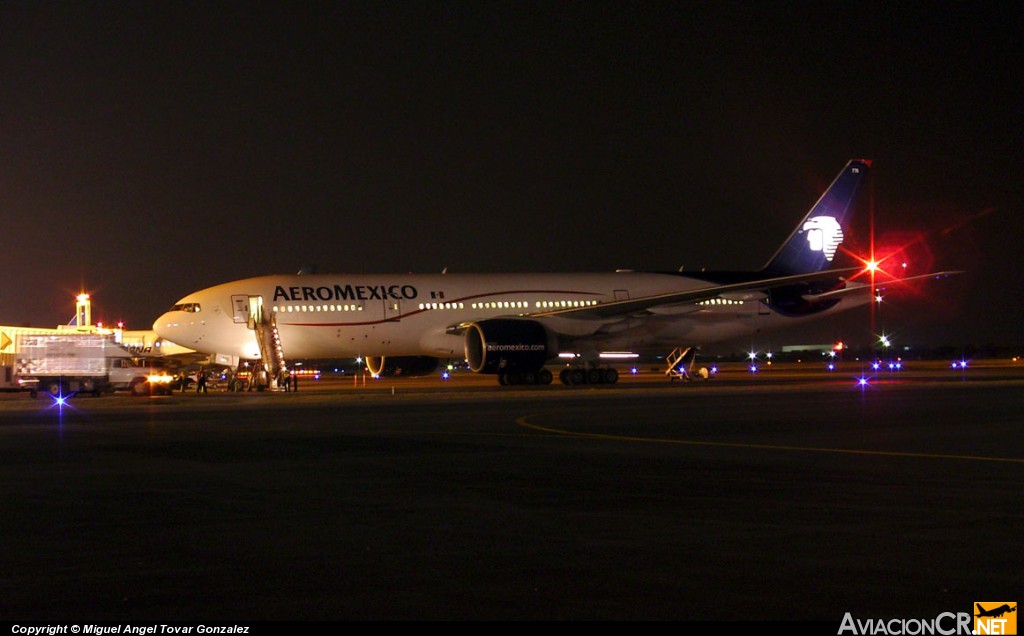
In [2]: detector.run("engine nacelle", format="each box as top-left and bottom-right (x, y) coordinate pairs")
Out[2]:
(464, 319), (557, 374)
(365, 356), (439, 377)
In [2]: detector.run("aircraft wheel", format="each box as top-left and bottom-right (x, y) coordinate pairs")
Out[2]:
(522, 371), (537, 385)
(587, 369), (603, 384)
(505, 372), (521, 385)
(604, 368), (619, 384)
(559, 369), (569, 385)
(497, 373), (507, 386)
(569, 369), (585, 385)
(538, 368), (553, 385)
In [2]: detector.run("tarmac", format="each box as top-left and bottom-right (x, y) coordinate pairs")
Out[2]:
(1, 361), (1021, 620)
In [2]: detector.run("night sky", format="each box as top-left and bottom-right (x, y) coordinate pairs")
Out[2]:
(1, 3), (1019, 348)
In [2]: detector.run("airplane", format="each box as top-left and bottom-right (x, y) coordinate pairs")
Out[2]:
(976, 604), (1017, 618)
(154, 159), (958, 388)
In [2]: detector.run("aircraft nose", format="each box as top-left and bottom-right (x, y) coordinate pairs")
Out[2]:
(154, 309), (200, 345)
(154, 312), (178, 343)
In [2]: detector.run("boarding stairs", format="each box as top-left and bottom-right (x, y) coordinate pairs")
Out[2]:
(665, 346), (709, 381)
(247, 296), (287, 391)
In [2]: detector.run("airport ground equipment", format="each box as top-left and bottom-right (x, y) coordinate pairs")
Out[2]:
(14, 333), (175, 397)
(243, 295), (287, 391)
(665, 347), (710, 381)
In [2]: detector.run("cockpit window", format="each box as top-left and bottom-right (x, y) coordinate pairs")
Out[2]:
(170, 303), (201, 313)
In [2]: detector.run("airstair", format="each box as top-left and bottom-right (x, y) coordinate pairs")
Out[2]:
(665, 346), (709, 381)
(247, 296), (287, 390)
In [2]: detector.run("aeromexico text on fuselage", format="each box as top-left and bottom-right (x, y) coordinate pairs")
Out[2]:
(273, 284), (419, 302)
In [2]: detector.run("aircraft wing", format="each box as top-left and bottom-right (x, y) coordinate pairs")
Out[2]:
(530, 267), (862, 320)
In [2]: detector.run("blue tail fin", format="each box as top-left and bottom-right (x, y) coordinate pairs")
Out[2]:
(762, 159), (871, 276)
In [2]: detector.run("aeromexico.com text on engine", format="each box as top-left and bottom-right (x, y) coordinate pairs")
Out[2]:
(485, 343), (547, 352)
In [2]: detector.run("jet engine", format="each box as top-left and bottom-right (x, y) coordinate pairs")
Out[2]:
(464, 319), (557, 374)
(365, 356), (439, 377)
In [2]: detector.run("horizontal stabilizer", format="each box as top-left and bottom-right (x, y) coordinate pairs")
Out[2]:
(801, 271), (963, 301)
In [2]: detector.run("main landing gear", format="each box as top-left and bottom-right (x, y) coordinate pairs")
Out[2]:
(497, 368), (554, 385)
(495, 365), (620, 386)
(559, 366), (619, 385)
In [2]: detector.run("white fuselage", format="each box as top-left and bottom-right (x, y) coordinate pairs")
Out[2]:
(153, 271), (868, 363)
